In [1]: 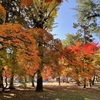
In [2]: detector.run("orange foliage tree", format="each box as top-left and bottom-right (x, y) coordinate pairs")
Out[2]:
(0, 23), (40, 90)
(42, 46), (64, 85)
(32, 28), (63, 91)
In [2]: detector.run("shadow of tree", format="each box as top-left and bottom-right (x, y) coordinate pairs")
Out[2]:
(0, 85), (100, 100)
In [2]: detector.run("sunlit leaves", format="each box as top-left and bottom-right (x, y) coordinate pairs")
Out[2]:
(19, 0), (60, 30)
(0, 23), (40, 78)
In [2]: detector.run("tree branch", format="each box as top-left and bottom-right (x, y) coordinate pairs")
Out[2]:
(87, 13), (100, 19)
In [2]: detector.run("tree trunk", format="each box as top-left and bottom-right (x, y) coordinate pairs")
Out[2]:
(66, 76), (69, 83)
(9, 74), (15, 89)
(36, 70), (43, 92)
(89, 79), (92, 88)
(58, 77), (60, 86)
(0, 73), (4, 92)
(4, 77), (8, 88)
(32, 78), (34, 87)
(0, 68), (5, 92)
(92, 76), (95, 85)
(83, 78), (87, 88)
(30, 75), (35, 87)
(76, 80), (80, 86)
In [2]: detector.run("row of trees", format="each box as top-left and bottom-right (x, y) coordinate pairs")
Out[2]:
(0, 0), (63, 91)
(0, 0), (100, 92)
(62, 0), (100, 87)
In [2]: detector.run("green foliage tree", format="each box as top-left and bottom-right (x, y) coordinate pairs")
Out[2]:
(74, 0), (100, 34)
(62, 33), (83, 47)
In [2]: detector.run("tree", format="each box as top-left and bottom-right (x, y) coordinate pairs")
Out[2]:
(19, 0), (62, 30)
(0, 58), (5, 91)
(0, 0), (62, 29)
(71, 1), (100, 85)
(92, 51), (100, 84)
(74, 0), (100, 34)
(32, 28), (63, 91)
(0, 23), (40, 90)
(72, 0), (100, 45)
(0, 0), (64, 91)
(62, 33), (83, 47)
(20, 0), (63, 91)
(63, 42), (100, 88)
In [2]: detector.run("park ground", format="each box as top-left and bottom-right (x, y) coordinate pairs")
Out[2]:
(0, 82), (100, 100)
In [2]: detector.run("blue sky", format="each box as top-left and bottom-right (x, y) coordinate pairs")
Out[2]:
(52, 0), (77, 40)
(52, 0), (100, 43)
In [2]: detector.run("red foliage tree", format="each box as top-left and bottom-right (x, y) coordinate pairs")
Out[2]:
(63, 42), (100, 87)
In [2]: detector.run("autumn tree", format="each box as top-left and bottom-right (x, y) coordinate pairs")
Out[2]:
(18, 0), (63, 91)
(19, 0), (62, 30)
(43, 41), (63, 86)
(71, 0), (100, 86)
(92, 51), (100, 84)
(0, 23), (39, 90)
(31, 28), (63, 91)
(0, 0), (64, 91)
(0, 0), (63, 29)
(64, 42), (100, 88)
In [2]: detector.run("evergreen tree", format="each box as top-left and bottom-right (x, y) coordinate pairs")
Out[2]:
(74, 0), (100, 34)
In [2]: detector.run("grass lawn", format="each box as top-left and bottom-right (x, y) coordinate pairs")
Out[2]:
(0, 82), (100, 100)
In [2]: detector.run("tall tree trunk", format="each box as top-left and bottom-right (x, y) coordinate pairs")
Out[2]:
(83, 78), (87, 88)
(4, 76), (8, 88)
(31, 77), (34, 87)
(24, 76), (27, 83)
(0, 71), (4, 92)
(9, 72), (15, 89)
(92, 75), (95, 85)
(66, 76), (69, 83)
(30, 75), (35, 87)
(89, 79), (92, 88)
(36, 70), (43, 92)
(58, 77), (60, 86)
